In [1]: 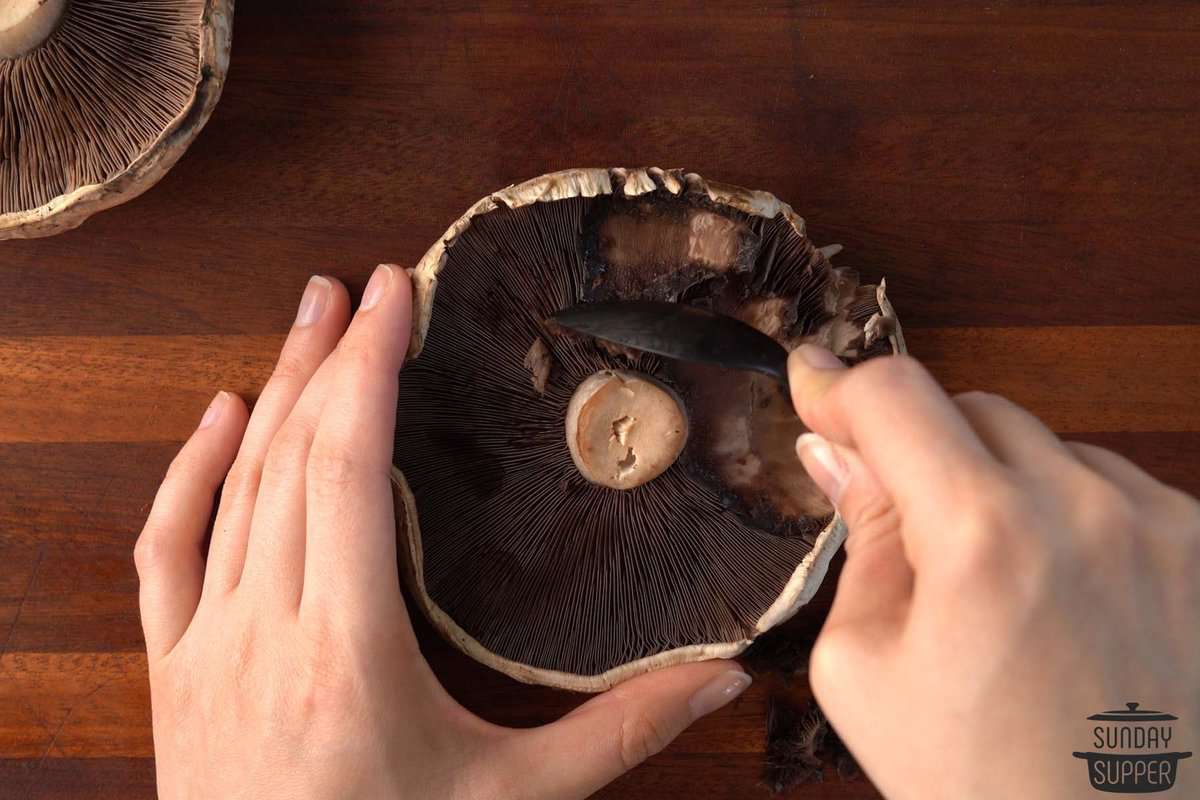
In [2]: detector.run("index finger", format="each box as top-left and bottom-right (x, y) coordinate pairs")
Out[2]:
(301, 264), (413, 623)
(788, 346), (996, 516)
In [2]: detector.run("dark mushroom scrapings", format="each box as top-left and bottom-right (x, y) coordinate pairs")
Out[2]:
(763, 694), (861, 793)
(392, 168), (904, 691)
(764, 695), (828, 791)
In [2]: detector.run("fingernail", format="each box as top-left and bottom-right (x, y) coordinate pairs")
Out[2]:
(360, 264), (394, 311)
(689, 670), (752, 719)
(294, 276), (332, 327)
(796, 432), (850, 504)
(198, 391), (228, 430)
(797, 344), (845, 370)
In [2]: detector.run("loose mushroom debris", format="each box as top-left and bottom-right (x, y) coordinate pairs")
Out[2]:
(761, 694), (860, 792)
(0, 0), (232, 237)
(393, 168), (903, 690)
(743, 624), (862, 791)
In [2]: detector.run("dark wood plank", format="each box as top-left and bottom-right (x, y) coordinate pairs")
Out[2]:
(0, 544), (142, 655)
(0, 654), (150, 759)
(0, 336), (280, 443)
(2, 432), (1198, 656)
(0, 753), (880, 800)
(5, 432), (1198, 555)
(2, 2), (1199, 334)
(3, 326), (1196, 444)
(914, 325), (1200, 432)
(596, 752), (876, 800)
(0, 443), (176, 548)
(1, 429), (1197, 764)
(0, 758), (155, 800)
(0, 647), (766, 760)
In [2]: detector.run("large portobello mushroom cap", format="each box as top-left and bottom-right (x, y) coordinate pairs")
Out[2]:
(391, 167), (904, 692)
(0, 0), (233, 239)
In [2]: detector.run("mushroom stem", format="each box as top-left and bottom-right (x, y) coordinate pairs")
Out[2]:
(0, 0), (68, 59)
(565, 370), (689, 490)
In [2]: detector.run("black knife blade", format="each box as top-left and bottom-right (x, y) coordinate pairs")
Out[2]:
(551, 301), (791, 390)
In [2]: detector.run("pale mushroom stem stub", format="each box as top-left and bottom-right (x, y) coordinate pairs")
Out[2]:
(391, 167), (905, 692)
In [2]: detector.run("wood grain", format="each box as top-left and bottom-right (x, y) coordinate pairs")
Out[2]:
(2, 1), (1199, 798)
(0, 336), (280, 444)
(2, 431), (1195, 661)
(0, 651), (772, 761)
(0, 759), (155, 800)
(2, 326), (1196, 444)
(0, 654), (151, 759)
(0, 754), (877, 800)
(3, 3), (1200, 336)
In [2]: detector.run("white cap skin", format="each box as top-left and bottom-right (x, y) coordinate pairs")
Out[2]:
(564, 370), (689, 490)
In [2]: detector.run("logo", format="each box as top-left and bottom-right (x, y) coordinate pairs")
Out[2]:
(1073, 702), (1192, 793)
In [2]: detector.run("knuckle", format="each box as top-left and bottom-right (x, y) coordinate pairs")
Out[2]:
(261, 423), (315, 480)
(617, 709), (671, 770)
(149, 659), (196, 716)
(1063, 440), (1100, 460)
(808, 636), (837, 688)
(294, 668), (351, 721)
(808, 631), (854, 695)
(836, 354), (931, 411)
(1172, 522), (1200, 573)
(845, 493), (899, 547)
(223, 616), (260, 682)
(1183, 527), (1200, 581)
(1073, 481), (1139, 549)
(163, 447), (201, 483)
(961, 476), (1025, 532)
(133, 527), (172, 574)
(167, 670), (194, 710)
(269, 351), (311, 386)
(945, 478), (1037, 578)
(222, 461), (262, 500)
(1161, 487), (1200, 530)
(306, 443), (363, 490)
(469, 769), (516, 800)
(862, 353), (925, 388)
(334, 340), (379, 377)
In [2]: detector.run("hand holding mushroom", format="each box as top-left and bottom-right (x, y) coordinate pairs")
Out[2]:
(135, 268), (752, 800)
(788, 346), (1200, 800)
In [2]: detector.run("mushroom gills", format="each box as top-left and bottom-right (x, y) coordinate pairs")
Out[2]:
(394, 169), (902, 684)
(1, 0), (230, 238)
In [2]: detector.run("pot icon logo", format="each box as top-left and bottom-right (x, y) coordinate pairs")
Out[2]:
(1073, 702), (1192, 793)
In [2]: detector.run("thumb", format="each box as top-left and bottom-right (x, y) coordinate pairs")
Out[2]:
(786, 344), (915, 628)
(795, 432), (913, 629)
(511, 661), (751, 799)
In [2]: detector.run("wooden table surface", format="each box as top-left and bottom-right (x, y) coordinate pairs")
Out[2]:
(3, 2), (1199, 798)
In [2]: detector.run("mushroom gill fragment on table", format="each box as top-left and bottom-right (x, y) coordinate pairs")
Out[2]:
(391, 167), (905, 691)
(0, 0), (233, 238)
